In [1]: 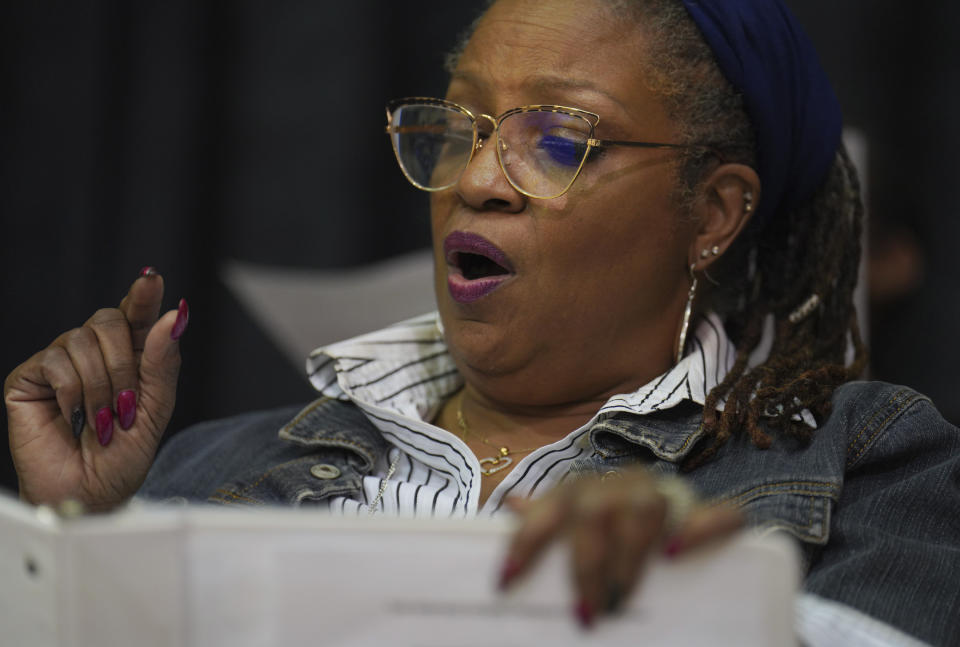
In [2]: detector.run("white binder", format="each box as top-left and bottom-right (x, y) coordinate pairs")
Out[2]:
(0, 493), (799, 646)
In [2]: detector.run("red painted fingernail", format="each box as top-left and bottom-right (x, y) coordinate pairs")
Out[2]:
(498, 558), (522, 591)
(95, 407), (114, 446)
(171, 298), (189, 340)
(117, 390), (137, 430)
(664, 536), (684, 558)
(139, 266), (158, 277)
(574, 599), (595, 629)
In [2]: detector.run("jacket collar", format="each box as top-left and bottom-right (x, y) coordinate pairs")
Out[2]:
(589, 402), (706, 463)
(278, 397), (391, 473)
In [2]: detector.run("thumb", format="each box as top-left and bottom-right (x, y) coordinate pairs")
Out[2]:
(665, 503), (744, 558)
(137, 299), (189, 435)
(119, 268), (165, 352)
(504, 496), (534, 515)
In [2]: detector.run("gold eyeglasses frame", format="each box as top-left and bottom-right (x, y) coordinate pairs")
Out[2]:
(385, 97), (725, 200)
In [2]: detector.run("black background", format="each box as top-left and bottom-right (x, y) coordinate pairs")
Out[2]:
(2, 1), (958, 495)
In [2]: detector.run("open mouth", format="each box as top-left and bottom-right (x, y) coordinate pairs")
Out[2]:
(452, 252), (512, 280)
(443, 231), (516, 303)
(443, 231), (515, 278)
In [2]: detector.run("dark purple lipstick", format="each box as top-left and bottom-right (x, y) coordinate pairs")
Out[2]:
(443, 231), (516, 304)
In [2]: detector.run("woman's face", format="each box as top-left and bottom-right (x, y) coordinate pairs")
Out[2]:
(432, 0), (700, 410)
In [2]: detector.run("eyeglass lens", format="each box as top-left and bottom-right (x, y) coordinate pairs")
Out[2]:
(389, 104), (593, 198)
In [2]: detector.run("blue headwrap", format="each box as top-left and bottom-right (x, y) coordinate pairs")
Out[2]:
(679, 0), (842, 224)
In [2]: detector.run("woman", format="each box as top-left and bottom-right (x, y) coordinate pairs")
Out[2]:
(5, 0), (959, 643)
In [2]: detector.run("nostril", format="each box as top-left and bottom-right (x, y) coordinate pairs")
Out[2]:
(482, 198), (512, 210)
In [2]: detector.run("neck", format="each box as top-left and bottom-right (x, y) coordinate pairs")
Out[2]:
(439, 384), (604, 445)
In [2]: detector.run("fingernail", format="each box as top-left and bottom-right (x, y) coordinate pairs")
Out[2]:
(171, 298), (189, 340)
(71, 408), (85, 438)
(664, 536), (684, 559)
(574, 599), (595, 629)
(95, 407), (114, 446)
(139, 266), (158, 277)
(117, 390), (137, 430)
(605, 583), (623, 614)
(498, 558), (522, 591)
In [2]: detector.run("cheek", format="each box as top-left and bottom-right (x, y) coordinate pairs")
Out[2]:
(429, 193), (450, 237)
(535, 187), (682, 292)
(429, 193), (456, 261)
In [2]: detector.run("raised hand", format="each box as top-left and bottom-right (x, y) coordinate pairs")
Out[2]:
(4, 268), (188, 511)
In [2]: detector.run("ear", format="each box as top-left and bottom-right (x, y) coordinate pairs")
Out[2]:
(686, 163), (761, 270)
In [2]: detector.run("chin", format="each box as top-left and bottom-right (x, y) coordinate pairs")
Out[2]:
(439, 307), (520, 378)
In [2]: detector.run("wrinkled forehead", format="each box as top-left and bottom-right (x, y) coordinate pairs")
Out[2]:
(471, 0), (641, 64)
(452, 0), (653, 117)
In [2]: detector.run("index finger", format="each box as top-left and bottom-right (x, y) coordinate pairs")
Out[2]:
(499, 483), (576, 589)
(119, 267), (165, 351)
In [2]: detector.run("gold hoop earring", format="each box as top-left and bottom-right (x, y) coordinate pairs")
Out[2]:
(676, 263), (698, 363)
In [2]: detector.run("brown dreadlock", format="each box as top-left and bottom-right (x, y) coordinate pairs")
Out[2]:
(447, 0), (869, 469)
(624, 0), (869, 469)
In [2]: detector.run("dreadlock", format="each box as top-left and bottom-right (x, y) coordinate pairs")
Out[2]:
(447, 0), (869, 469)
(620, 0), (868, 469)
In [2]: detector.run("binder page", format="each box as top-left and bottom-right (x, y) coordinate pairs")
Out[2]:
(183, 509), (799, 647)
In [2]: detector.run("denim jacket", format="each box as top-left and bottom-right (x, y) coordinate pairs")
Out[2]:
(139, 381), (960, 646)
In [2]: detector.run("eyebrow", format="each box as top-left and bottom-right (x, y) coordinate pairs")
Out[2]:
(449, 70), (631, 117)
(527, 75), (628, 110)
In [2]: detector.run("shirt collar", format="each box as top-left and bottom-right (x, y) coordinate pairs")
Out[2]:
(305, 311), (745, 424)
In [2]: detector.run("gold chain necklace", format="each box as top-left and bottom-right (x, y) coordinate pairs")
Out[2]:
(456, 394), (539, 476)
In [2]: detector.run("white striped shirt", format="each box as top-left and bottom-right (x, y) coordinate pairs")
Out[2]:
(305, 311), (746, 518)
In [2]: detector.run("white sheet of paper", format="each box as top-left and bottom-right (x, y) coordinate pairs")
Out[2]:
(0, 496), (799, 646)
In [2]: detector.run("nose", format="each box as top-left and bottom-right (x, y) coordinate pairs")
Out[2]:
(455, 115), (526, 213)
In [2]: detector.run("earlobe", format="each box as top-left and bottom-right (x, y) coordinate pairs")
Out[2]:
(687, 164), (761, 269)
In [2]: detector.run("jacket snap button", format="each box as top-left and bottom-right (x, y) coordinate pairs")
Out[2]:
(310, 464), (341, 480)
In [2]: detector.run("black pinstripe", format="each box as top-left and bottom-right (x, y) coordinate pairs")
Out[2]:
(344, 350), (450, 390)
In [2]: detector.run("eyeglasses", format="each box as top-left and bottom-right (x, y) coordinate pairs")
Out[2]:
(385, 97), (723, 200)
